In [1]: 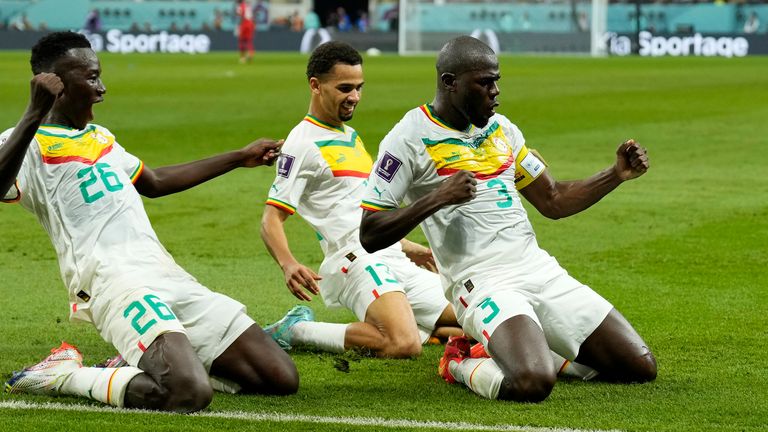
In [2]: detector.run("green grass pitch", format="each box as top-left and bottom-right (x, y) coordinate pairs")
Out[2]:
(0, 51), (766, 431)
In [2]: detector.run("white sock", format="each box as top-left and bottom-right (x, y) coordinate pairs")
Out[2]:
(551, 352), (599, 381)
(210, 376), (242, 394)
(449, 358), (504, 400)
(60, 366), (143, 407)
(291, 321), (348, 353)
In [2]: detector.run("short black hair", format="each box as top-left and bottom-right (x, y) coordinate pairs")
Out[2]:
(436, 36), (496, 77)
(306, 41), (362, 81)
(30, 31), (92, 74)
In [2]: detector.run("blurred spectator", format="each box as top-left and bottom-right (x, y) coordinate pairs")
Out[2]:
(357, 11), (368, 32)
(744, 12), (760, 34)
(290, 11), (304, 32)
(213, 9), (223, 31)
(305, 10), (320, 30)
(383, 4), (398, 32)
(10, 13), (32, 31)
(143, 22), (152, 32)
(337, 7), (352, 32)
(577, 11), (589, 32)
(254, 0), (269, 29)
(83, 9), (101, 33)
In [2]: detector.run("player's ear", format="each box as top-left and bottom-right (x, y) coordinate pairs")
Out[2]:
(309, 76), (321, 94)
(440, 72), (456, 92)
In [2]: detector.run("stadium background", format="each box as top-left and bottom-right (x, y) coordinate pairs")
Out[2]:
(0, 1), (766, 431)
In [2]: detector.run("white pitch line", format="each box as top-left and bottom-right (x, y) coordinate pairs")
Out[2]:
(0, 400), (621, 432)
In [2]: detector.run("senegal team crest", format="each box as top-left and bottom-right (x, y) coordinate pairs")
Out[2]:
(422, 122), (514, 180)
(36, 125), (114, 165)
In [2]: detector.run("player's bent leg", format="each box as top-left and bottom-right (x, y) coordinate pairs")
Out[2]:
(363, 291), (422, 358)
(430, 305), (464, 342)
(209, 324), (299, 396)
(489, 316), (557, 402)
(124, 332), (212, 413)
(575, 308), (657, 383)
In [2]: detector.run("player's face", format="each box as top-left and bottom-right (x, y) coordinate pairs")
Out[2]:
(315, 63), (364, 125)
(53, 48), (106, 128)
(455, 56), (500, 128)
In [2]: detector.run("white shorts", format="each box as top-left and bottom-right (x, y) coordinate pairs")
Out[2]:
(452, 261), (613, 360)
(89, 271), (255, 370)
(319, 244), (449, 342)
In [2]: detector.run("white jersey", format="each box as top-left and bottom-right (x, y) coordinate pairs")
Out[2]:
(362, 105), (548, 289)
(266, 115), (401, 256)
(1, 124), (186, 322)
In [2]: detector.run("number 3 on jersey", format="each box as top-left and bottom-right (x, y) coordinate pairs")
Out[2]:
(77, 162), (124, 204)
(487, 179), (513, 208)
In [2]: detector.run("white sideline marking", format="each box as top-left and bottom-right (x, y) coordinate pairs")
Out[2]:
(0, 400), (621, 432)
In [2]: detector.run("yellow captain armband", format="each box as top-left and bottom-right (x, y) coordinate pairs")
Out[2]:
(513, 146), (547, 190)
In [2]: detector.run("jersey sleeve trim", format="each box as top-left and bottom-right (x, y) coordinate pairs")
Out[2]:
(266, 198), (296, 215)
(129, 161), (145, 184)
(360, 200), (395, 212)
(1, 181), (21, 204)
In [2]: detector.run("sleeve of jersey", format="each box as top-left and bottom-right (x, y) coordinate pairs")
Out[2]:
(102, 131), (145, 184)
(361, 134), (412, 212)
(265, 143), (314, 216)
(0, 129), (22, 203)
(507, 123), (546, 190)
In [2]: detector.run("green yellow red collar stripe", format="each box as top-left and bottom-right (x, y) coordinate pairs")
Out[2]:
(360, 201), (393, 212)
(419, 104), (474, 133)
(38, 124), (97, 139)
(303, 115), (345, 133)
(266, 197), (296, 214)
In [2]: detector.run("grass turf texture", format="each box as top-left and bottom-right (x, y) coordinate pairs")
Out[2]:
(0, 51), (766, 431)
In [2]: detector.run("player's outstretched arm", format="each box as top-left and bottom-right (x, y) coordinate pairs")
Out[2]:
(360, 170), (477, 253)
(135, 138), (283, 198)
(0, 73), (63, 197)
(260, 205), (321, 301)
(520, 139), (649, 220)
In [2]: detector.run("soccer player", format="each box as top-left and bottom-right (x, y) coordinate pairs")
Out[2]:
(260, 41), (461, 358)
(236, 0), (255, 63)
(359, 36), (657, 402)
(0, 31), (296, 412)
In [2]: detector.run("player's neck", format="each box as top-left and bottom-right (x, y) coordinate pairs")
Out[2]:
(431, 98), (470, 131)
(307, 109), (343, 130)
(45, 110), (89, 130)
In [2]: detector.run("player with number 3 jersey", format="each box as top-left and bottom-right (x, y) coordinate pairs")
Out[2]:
(360, 36), (656, 402)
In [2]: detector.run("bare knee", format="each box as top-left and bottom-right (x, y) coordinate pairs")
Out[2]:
(261, 359), (300, 395)
(623, 350), (657, 383)
(164, 373), (214, 413)
(498, 369), (556, 403)
(130, 371), (213, 413)
(378, 336), (422, 358)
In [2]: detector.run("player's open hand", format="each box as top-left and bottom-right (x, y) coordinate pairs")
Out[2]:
(436, 170), (477, 206)
(401, 239), (438, 273)
(282, 261), (322, 301)
(614, 139), (649, 181)
(241, 138), (284, 167)
(29, 73), (63, 119)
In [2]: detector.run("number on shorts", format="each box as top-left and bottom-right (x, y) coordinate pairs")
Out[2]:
(123, 295), (176, 336)
(479, 297), (500, 324)
(364, 263), (397, 286)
